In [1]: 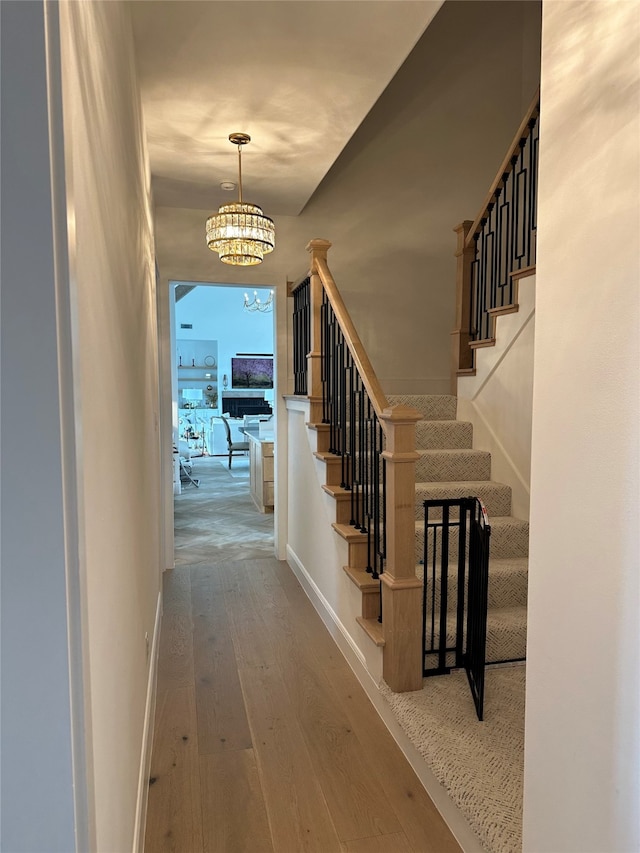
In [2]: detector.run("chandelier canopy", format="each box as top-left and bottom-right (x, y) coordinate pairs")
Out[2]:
(206, 133), (275, 266)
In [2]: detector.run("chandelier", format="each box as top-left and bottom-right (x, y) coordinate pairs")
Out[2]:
(205, 133), (275, 266)
(244, 289), (274, 313)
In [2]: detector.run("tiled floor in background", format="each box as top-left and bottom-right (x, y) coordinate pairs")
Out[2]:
(173, 455), (274, 566)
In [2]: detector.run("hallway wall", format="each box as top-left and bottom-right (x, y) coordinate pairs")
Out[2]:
(1, 4), (78, 849)
(523, 2), (640, 849)
(58, 1), (162, 850)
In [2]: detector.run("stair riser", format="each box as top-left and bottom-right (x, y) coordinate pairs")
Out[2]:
(415, 420), (473, 449)
(418, 568), (528, 611)
(415, 450), (492, 482)
(415, 484), (512, 519)
(387, 394), (457, 421)
(415, 522), (528, 561)
(424, 615), (527, 668)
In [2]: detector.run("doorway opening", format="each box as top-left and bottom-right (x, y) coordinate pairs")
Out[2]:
(170, 281), (276, 565)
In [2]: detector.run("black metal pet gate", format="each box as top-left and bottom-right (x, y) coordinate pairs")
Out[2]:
(422, 498), (491, 720)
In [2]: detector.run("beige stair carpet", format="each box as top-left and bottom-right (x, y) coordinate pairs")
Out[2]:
(383, 394), (529, 853)
(380, 665), (525, 853)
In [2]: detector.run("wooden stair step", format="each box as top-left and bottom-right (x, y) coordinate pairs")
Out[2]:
(356, 616), (385, 647)
(343, 566), (380, 592)
(314, 451), (343, 485)
(344, 567), (381, 620)
(332, 522), (367, 543)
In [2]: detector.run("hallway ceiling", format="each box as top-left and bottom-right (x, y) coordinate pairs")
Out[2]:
(130, 1), (442, 218)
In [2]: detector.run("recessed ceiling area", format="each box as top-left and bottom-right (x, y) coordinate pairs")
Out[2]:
(129, 1), (443, 217)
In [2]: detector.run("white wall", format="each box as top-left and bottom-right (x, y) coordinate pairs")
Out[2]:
(58, 2), (162, 851)
(457, 276), (536, 519)
(523, 3), (640, 851)
(1, 4), (79, 849)
(285, 399), (384, 682)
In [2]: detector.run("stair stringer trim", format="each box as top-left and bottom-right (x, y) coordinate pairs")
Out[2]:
(284, 396), (384, 682)
(457, 275), (536, 519)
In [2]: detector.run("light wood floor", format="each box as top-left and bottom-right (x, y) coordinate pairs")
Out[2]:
(145, 457), (461, 852)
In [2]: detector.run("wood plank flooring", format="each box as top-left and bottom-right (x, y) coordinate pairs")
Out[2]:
(145, 457), (461, 852)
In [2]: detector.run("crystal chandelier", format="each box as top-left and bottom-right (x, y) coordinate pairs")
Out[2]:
(244, 289), (274, 313)
(205, 133), (275, 266)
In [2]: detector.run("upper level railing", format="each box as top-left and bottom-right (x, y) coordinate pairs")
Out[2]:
(291, 274), (310, 395)
(289, 239), (424, 692)
(452, 90), (540, 384)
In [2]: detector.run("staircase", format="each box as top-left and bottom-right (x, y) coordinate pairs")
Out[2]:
(387, 393), (529, 667)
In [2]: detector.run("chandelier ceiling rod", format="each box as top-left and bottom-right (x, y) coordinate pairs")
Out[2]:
(234, 132), (245, 204)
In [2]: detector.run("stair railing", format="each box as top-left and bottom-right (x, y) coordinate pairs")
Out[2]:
(321, 291), (387, 579)
(451, 89), (540, 389)
(290, 239), (423, 692)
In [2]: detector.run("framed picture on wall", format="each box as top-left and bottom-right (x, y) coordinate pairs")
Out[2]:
(231, 357), (273, 389)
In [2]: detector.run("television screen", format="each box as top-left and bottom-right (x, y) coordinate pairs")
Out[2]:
(231, 357), (273, 389)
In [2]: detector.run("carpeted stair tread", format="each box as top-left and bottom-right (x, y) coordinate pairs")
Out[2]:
(415, 420), (473, 449)
(416, 449), (492, 482)
(387, 394), (457, 421)
(415, 480), (512, 519)
(487, 517), (530, 557)
(415, 516), (529, 561)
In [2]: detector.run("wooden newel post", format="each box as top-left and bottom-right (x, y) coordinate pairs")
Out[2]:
(379, 404), (423, 692)
(451, 220), (475, 394)
(306, 239), (332, 433)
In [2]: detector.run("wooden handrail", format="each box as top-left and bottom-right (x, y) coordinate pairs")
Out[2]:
(312, 254), (389, 419)
(464, 87), (540, 250)
(301, 239), (422, 691)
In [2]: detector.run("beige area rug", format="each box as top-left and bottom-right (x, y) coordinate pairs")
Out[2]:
(380, 665), (525, 853)
(211, 454), (250, 478)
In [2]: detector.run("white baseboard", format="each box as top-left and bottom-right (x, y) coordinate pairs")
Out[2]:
(285, 546), (484, 853)
(286, 545), (369, 673)
(132, 590), (162, 853)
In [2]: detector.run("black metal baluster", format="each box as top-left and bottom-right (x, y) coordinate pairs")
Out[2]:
(330, 313), (338, 452)
(529, 117), (539, 264)
(515, 141), (526, 269)
(470, 248), (479, 342)
(352, 381), (363, 529)
(380, 427), (386, 572)
(321, 293), (328, 423)
(346, 354), (355, 496)
(508, 153), (518, 303)
(371, 421), (380, 580)
(487, 202), (497, 315)
(339, 337), (347, 486)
